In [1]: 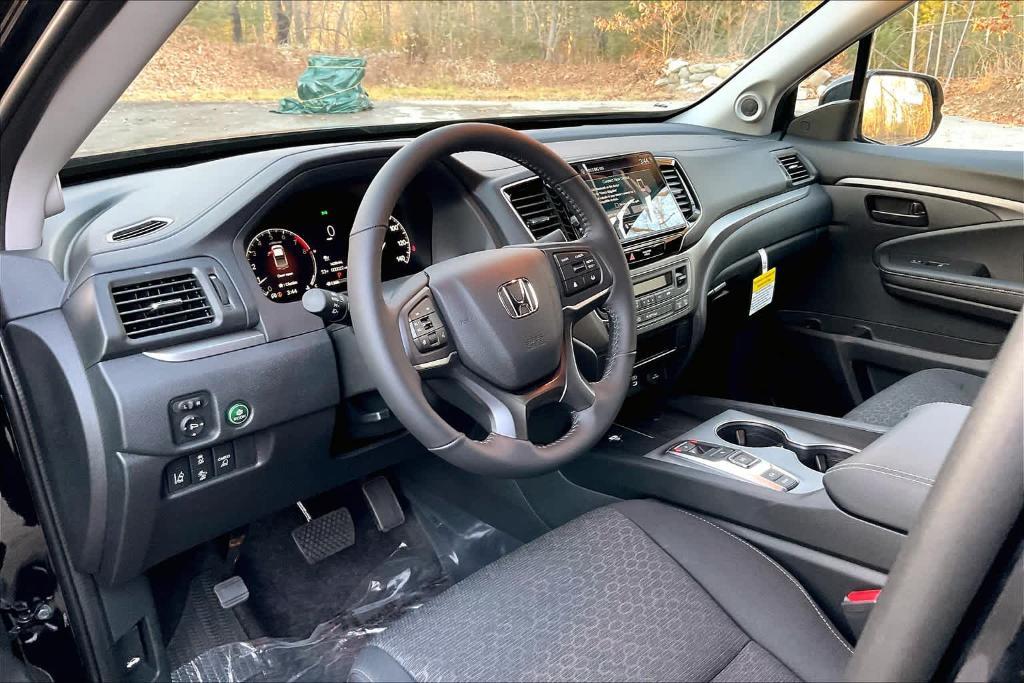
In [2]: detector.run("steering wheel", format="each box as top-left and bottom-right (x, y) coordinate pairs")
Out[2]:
(347, 123), (636, 477)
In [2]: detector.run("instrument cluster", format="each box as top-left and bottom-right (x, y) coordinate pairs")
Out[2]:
(245, 187), (427, 303)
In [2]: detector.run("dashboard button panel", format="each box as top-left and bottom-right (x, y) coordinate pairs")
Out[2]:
(165, 443), (241, 495)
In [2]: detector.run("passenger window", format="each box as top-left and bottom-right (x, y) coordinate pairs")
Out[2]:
(866, 0), (1024, 151)
(794, 43), (859, 119)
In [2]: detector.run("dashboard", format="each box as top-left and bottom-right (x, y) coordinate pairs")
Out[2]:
(244, 185), (429, 303)
(14, 123), (830, 584)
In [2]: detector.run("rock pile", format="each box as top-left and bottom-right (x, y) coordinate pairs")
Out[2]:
(655, 58), (833, 101)
(655, 58), (745, 95)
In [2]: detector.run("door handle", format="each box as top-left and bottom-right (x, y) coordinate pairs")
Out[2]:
(870, 208), (927, 226)
(866, 196), (928, 227)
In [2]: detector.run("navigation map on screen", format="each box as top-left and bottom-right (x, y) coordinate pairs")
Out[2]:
(574, 152), (687, 243)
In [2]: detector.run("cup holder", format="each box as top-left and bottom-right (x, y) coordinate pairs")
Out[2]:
(716, 421), (856, 473)
(717, 422), (786, 448)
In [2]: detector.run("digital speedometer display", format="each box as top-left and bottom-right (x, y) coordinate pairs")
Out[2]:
(246, 228), (318, 301)
(245, 192), (422, 303)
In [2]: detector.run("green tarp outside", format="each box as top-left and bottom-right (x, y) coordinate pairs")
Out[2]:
(276, 55), (373, 115)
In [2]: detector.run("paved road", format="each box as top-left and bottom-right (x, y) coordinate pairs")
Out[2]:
(77, 99), (1024, 157)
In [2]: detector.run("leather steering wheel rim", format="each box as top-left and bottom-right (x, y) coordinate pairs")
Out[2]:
(348, 122), (636, 477)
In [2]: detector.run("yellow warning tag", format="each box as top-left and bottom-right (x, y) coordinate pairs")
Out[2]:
(749, 267), (776, 316)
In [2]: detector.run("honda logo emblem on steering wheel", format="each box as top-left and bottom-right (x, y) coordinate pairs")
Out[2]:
(498, 278), (539, 319)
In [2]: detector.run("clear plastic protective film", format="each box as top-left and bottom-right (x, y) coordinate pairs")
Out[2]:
(171, 495), (520, 682)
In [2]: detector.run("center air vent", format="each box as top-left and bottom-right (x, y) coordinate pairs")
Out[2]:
(777, 153), (811, 184)
(657, 159), (700, 222)
(108, 217), (173, 242)
(504, 178), (572, 240)
(112, 273), (213, 339)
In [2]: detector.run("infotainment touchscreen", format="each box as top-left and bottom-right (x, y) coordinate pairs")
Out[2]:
(573, 152), (687, 243)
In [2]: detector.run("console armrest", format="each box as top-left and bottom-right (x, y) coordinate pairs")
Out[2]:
(823, 403), (969, 534)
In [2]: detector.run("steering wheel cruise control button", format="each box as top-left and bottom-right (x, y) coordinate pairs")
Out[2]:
(225, 401), (251, 427)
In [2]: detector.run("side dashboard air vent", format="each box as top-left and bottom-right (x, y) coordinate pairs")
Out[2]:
(107, 217), (173, 242)
(504, 178), (572, 240)
(777, 153), (811, 184)
(657, 159), (700, 222)
(111, 273), (214, 339)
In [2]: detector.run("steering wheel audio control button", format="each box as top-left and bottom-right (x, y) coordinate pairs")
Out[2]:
(226, 401), (252, 427)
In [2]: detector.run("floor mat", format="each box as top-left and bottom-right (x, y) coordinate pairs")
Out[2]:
(233, 499), (440, 641)
(170, 486), (519, 682)
(165, 571), (249, 671)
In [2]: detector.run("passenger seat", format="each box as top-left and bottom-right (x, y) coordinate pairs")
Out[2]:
(845, 368), (984, 428)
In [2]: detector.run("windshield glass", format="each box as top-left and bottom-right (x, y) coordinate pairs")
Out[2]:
(75, 0), (820, 158)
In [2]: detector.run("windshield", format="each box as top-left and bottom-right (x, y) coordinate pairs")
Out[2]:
(75, 0), (820, 158)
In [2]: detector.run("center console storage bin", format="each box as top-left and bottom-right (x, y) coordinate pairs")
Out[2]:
(823, 402), (970, 534)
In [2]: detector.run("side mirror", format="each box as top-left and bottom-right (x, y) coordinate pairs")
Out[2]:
(860, 70), (943, 146)
(818, 75), (853, 106)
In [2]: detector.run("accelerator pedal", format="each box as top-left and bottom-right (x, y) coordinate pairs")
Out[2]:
(362, 476), (406, 533)
(290, 502), (355, 564)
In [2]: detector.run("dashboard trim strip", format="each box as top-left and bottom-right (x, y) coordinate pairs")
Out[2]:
(142, 329), (266, 362)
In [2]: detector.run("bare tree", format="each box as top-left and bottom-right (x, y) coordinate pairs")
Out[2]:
(273, 0), (291, 46)
(231, 0), (243, 43)
(908, 1), (918, 71)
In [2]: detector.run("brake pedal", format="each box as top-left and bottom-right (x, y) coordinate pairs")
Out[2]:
(362, 476), (406, 533)
(291, 503), (355, 564)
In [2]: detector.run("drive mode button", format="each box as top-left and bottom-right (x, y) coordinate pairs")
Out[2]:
(226, 401), (251, 427)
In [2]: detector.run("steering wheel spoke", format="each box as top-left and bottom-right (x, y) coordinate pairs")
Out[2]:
(426, 328), (594, 441)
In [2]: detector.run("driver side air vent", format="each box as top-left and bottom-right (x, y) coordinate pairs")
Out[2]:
(777, 153), (811, 184)
(112, 274), (214, 339)
(504, 178), (572, 240)
(107, 217), (173, 242)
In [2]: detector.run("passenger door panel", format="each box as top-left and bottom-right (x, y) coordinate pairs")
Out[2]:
(875, 222), (1024, 325)
(776, 140), (1022, 406)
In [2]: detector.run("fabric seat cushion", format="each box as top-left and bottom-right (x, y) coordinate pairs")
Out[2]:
(349, 500), (851, 683)
(845, 368), (983, 428)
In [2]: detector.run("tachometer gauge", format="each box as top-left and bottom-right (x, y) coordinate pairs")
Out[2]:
(246, 228), (317, 302)
(382, 216), (414, 280)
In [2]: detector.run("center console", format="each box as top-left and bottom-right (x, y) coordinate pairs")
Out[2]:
(648, 410), (860, 494)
